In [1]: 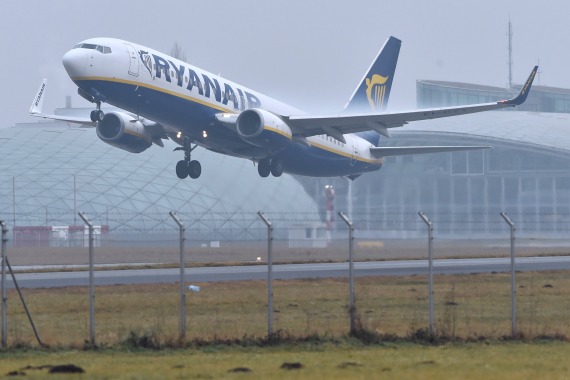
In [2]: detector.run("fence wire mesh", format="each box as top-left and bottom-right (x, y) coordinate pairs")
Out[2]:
(1, 211), (570, 346)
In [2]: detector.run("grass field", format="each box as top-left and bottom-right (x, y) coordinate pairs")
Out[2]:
(3, 270), (570, 347)
(2, 270), (570, 378)
(1, 342), (570, 379)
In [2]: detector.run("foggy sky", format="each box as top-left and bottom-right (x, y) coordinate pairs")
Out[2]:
(2, 0), (569, 128)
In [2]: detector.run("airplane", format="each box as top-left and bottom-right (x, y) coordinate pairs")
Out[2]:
(30, 36), (538, 180)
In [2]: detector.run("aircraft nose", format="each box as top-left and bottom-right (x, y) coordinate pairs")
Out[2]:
(62, 49), (87, 77)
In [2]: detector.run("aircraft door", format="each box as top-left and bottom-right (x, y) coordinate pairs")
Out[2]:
(350, 139), (358, 166)
(126, 44), (139, 77)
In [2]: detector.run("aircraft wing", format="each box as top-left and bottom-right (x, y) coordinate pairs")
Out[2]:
(285, 66), (538, 140)
(29, 79), (167, 145)
(370, 145), (491, 158)
(29, 79), (96, 126)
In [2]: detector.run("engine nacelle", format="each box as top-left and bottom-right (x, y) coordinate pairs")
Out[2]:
(236, 109), (292, 150)
(96, 112), (152, 153)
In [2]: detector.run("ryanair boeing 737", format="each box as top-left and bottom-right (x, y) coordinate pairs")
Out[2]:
(30, 37), (537, 180)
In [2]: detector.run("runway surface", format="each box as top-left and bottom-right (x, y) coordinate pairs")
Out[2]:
(4, 256), (570, 289)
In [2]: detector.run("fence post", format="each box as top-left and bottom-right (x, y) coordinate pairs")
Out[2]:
(169, 211), (186, 340)
(418, 211), (434, 336)
(257, 212), (273, 339)
(78, 212), (95, 346)
(500, 212), (517, 338)
(338, 212), (355, 335)
(1, 220), (7, 348)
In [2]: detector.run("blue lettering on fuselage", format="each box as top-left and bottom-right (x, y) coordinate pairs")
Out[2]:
(223, 83), (238, 109)
(186, 69), (203, 96)
(143, 51), (261, 110)
(169, 60), (185, 87)
(202, 74), (221, 102)
(152, 54), (171, 82)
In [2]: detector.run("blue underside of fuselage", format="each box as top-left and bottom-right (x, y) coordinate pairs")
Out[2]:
(76, 79), (382, 177)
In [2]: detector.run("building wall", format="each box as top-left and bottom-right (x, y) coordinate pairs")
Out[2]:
(296, 131), (570, 236)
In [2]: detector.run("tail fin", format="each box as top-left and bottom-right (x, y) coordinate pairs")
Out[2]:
(343, 36), (401, 114)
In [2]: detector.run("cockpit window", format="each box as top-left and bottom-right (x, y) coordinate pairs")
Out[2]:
(72, 43), (112, 54)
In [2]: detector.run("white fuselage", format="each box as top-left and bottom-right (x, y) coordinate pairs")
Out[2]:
(62, 38), (382, 177)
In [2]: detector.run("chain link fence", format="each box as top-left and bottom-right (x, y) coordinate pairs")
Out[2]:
(1, 211), (570, 346)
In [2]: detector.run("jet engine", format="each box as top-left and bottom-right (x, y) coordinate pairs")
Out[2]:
(236, 109), (292, 150)
(96, 112), (152, 153)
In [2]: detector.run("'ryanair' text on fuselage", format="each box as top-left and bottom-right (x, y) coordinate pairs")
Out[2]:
(145, 51), (261, 111)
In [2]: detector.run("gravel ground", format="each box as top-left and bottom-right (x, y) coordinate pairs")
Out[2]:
(5, 238), (570, 266)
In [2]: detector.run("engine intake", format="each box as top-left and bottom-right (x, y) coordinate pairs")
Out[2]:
(236, 109), (292, 149)
(96, 112), (152, 153)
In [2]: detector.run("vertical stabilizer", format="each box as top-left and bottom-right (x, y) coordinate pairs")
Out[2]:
(344, 37), (401, 114)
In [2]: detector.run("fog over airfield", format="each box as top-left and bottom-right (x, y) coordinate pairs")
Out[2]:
(2, 0), (569, 129)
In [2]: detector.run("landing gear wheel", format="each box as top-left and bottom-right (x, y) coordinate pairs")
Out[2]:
(90, 109), (104, 122)
(258, 159), (271, 178)
(174, 138), (201, 179)
(188, 160), (201, 179)
(176, 160), (188, 179)
(270, 160), (283, 177)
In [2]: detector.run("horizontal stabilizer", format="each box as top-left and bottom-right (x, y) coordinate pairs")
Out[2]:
(370, 145), (491, 158)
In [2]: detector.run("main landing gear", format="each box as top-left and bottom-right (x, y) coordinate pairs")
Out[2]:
(174, 139), (201, 179)
(257, 158), (283, 178)
(89, 101), (104, 122)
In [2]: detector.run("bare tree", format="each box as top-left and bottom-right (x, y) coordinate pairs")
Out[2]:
(170, 42), (187, 62)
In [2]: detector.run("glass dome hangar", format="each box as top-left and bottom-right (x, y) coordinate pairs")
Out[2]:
(0, 120), (317, 232)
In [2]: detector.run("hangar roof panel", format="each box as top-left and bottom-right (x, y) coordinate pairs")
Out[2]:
(393, 111), (570, 153)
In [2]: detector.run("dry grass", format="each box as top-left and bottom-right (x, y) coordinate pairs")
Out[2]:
(1, 343), (570, 379)
(3, 271), (570, 347)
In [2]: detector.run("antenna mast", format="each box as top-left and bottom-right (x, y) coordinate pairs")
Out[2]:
(507, 19), (513, 89)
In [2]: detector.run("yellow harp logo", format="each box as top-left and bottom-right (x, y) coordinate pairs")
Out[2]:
(365, 74), (389, 111)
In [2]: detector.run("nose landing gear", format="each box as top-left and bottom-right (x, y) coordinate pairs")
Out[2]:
(174, 138), (201, 179)
(89, 101), (104, 122)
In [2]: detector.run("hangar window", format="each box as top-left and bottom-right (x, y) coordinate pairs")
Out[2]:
(489, 149), (569, 172)
(451, 151), (467, 174)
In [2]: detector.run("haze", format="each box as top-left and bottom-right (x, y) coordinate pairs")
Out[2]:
(2, 0), (569, 128)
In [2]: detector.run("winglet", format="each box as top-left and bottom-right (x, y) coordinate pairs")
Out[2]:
(29, 79), (47, 115)
(502, 66), (538, 106)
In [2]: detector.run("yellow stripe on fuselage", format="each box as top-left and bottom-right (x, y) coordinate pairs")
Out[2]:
(73, 76), (236, 114)
(263, 125), (292, 140)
